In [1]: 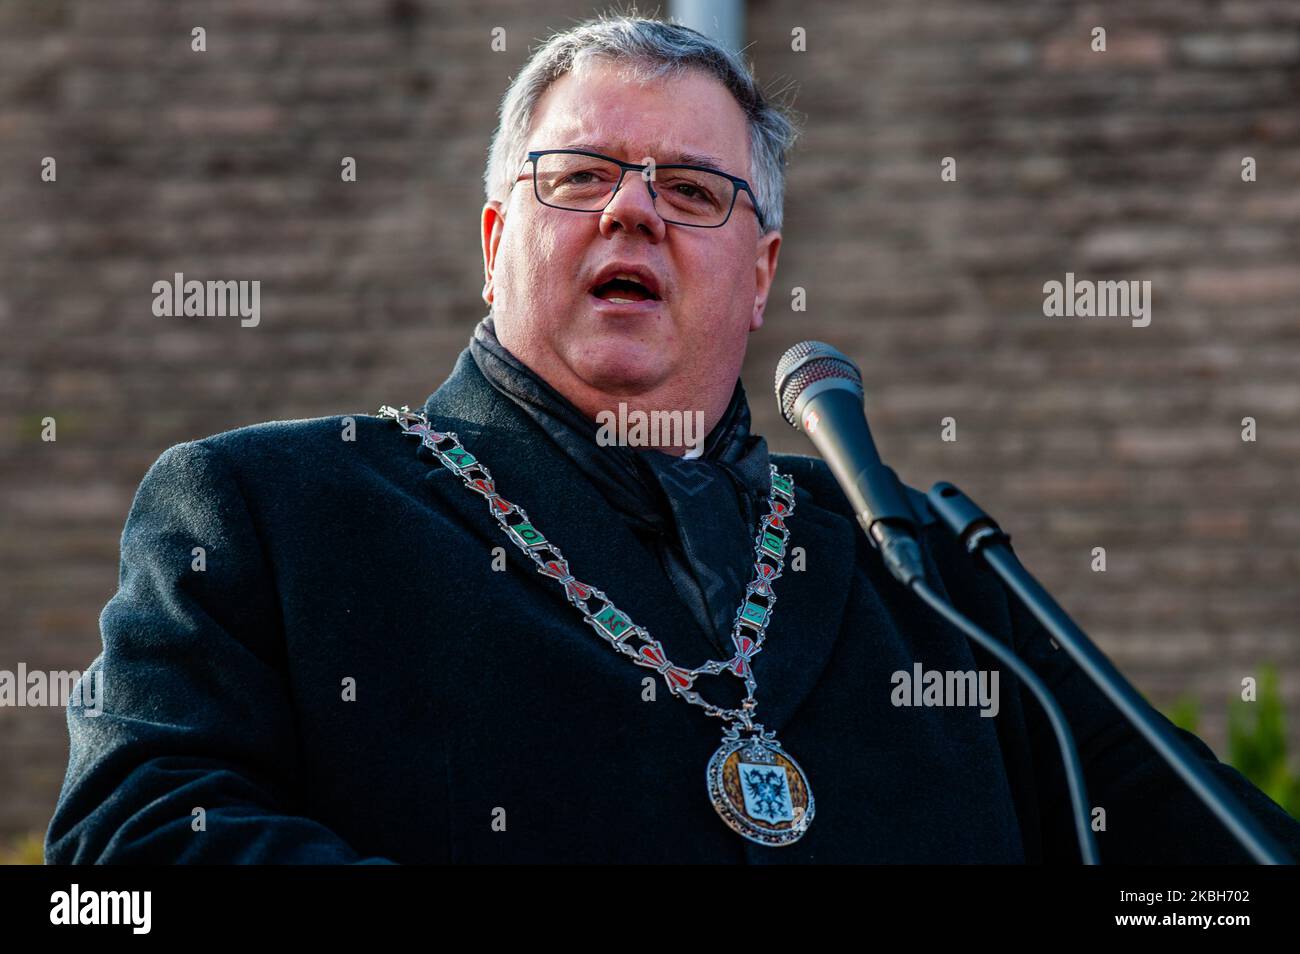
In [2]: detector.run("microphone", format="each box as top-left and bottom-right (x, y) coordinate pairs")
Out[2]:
(774, 341), (926, 586)
(775, 344), (1111, 861)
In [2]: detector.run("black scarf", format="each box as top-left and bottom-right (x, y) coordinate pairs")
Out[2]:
(468, 314), (772, 655)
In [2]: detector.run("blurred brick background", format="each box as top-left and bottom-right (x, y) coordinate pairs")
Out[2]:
(2, 0), (1298, 843)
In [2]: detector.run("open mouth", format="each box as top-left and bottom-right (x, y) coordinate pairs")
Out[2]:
(589, 276), (661, 304)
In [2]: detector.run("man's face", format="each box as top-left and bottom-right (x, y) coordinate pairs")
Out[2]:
(480, 58), (781, 422)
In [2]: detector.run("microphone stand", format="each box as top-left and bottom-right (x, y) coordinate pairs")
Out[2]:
(925, 480), (1295, 865)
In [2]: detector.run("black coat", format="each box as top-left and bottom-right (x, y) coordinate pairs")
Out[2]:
(46, 346), (1300, 863)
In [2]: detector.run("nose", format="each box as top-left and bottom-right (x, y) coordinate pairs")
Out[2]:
(598, 168), (667, 242)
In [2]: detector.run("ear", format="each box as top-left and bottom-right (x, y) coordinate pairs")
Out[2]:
(750, 229), (782, 332)
(481, 199), (507, 306)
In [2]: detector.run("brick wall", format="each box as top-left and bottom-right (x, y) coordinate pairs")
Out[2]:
(2, 0), (1298, 842)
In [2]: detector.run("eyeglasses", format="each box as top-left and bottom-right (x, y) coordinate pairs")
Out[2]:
(516, 148), (765, 230)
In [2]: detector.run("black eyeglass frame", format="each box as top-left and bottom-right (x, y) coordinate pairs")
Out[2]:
(520, 148), (767, 231)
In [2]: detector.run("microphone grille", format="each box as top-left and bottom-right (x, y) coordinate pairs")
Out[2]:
(774, 341), (863, 428)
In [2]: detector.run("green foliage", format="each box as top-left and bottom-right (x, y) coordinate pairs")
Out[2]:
(0, 833), (44, 865)
(1165, 663), (1300, 820)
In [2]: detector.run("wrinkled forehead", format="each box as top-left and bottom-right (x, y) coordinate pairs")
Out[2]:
(528, 58), (753, 176)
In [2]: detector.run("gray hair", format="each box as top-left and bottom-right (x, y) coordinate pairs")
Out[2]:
(483, 13), (800, 234)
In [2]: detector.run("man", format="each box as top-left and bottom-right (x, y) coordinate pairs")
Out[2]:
(47, 15), (1300, 863)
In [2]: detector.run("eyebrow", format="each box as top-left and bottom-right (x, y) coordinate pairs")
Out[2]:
(562, 142), (728, 171)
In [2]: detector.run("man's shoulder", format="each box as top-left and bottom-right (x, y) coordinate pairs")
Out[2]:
(139, 409), (420, 494)
(207, 409), (397, 453)
(768, 451), (937, 527)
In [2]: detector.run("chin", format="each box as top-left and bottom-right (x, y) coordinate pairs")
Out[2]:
(569, 346), (668, 396)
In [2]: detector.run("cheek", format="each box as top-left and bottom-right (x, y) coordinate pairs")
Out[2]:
(506, 219), (582, 304)
(681, 243), (755, 312)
